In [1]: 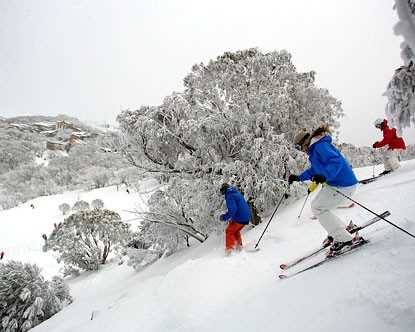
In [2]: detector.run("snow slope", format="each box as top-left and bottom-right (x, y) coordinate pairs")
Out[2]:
(1, 163), (415, 332)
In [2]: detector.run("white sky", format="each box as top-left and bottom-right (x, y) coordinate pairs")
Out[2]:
(1, 0), (413, 145)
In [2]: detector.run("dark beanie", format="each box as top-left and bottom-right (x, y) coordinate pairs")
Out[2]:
(220, 183), (229, 195)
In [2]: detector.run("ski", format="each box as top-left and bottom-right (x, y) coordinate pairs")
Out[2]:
(359, 176), (380, 184)
(278, 239), (370, 280)
(346, 210), (390, 233)
(359, 171), (390, 184)
(279, 211), (390, 270)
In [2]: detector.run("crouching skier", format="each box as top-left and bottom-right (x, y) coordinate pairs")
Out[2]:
(219, 183), (251, 255)
(288, 125), (363, 257)
(372, 118), (406, 175)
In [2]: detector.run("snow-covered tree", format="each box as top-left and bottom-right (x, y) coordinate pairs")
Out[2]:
(139, 181), (211, 248)
(115, 167), (143, 189)
(87, 166), (112, 189)
(116, 48), (342, 256)
(385, 1), (415, 131)
(0, 164), (58, 209)
(384, 63), (415, 132)
(72, 200), (90, 212)
(394, 0), (415, 64)
(338, 143), (383, 168)
(400, 143), (415, 159)
(46, 209), (132, 271)
(58, 203), (70, 215)
(0, 127), (43, 175)
(91, 199), (104, 210)
(0, 261), (72, 332)
(0, 119), (133, 210)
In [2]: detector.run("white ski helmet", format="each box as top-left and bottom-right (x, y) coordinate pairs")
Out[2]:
(374, 118), (384, 128)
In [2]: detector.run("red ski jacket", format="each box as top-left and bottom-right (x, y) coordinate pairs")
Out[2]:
(373, 121), (406, 150)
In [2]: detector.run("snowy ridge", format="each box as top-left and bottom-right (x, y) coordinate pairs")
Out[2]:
(1, 162), (415, 332)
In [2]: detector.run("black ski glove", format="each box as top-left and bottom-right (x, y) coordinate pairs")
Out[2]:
(288, 174), (300, 185)
(312, 174), (326, 184)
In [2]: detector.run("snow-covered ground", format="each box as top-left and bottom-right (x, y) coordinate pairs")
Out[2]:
(1, 162), (415, 332)
(0, 178), (158, 279)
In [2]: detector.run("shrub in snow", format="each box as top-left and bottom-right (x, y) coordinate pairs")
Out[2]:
(58, 203), (70, 215)
(50, 276), (72, 304)
(47, 209), (132, 271)
(62, 265), (80, 278)
(91, 199), (104, 210)
(72, 200), (89, 212)
(0, 261), (72, 332)
(124, 233), (160, 271)
(126, 248), (161, 271)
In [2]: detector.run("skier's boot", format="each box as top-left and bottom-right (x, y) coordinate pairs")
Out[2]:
(322, 235), (334, 248)
(346, 220), (357, 233)
(327, 240), (353, 257)
(327, 233), (366, 257)
(351, 232), (366, 246)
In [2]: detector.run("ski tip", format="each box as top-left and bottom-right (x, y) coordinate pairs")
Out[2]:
(278, 274), (288, 280)
(280, 263), (288, 270)
(244, 244), (260, 252)
(245, 248), (260, 253)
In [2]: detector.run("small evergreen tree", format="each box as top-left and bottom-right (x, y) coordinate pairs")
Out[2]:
(58, 203), (70, 215)
(47, 209), (132, 271)
(91, 199), (104, 210)
(72, 200), (90, 212)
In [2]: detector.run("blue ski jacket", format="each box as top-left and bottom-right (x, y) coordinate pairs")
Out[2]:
(222, 186), (251, 224)
(299, 135), (358, 187)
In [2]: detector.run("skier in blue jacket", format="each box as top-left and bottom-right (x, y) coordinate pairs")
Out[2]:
(220, 183), (251, 254)
(288, 125), (363, 256)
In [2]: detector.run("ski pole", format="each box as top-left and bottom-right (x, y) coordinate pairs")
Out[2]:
(297, 181), (318, 220)
(371, 150), (376, 177)
(328, 186), (415, 239)
(297, 190), (310, 220)
(254, 188), (289, 249)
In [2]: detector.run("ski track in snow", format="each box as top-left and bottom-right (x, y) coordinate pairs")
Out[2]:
(1, 162), (415, 332)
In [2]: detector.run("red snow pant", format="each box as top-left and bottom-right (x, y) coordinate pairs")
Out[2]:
(225, 221), (245, 250)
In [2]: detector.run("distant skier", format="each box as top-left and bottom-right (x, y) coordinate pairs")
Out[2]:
(126, 189), (130, 194)
(42, 234), (48, 252)
(372, 118), (406, 175)
(288, 125), (363, 256)
(30, 204), (35, 209)
(0, 251), (4, 260)
(219, 183), (251, 255)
